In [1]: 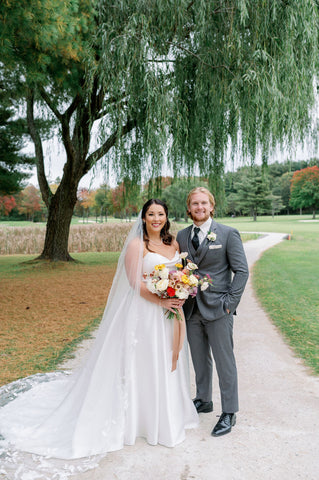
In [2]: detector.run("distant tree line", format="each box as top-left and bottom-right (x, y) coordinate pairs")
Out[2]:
(1, 159), (319, 222)
(224, 159), (319, 220)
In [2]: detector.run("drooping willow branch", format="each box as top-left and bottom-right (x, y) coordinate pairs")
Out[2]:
(166, 41), (234, 75)
(84, 117), (137, 173)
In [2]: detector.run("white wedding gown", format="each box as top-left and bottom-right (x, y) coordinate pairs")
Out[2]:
(0, 251), (198, 479)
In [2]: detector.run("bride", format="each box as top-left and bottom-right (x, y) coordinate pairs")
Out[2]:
(0, 199), (198, 476)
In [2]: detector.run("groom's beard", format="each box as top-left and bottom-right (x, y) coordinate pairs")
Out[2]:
(190, 211), (212, 224)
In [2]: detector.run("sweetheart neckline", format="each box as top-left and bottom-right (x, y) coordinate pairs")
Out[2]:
(144, 251), (179, 261)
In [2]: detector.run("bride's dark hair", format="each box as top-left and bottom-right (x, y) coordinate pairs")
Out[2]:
(142, 199), (173, 251)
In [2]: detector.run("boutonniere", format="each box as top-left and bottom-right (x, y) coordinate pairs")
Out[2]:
(207, 231), (217, 242)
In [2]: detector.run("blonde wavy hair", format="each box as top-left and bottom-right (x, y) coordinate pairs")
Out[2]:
(186, 187), (215, 219)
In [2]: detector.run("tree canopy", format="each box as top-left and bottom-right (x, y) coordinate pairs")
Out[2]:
(0, 86), (34, 195)
(94, 0), (319, 180)
(227, 165), (271, 220)
(1, 0), (318, 259)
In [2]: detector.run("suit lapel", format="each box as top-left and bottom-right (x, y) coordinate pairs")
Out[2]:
(179, 225), (195, 261)
(185, 226), (196, 261)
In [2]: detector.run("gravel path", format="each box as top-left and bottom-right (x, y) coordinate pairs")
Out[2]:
(66, 233), (319, 480)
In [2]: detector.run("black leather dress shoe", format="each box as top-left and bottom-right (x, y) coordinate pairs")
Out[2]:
(193, 399), (213, 413)
(211, 413), (236, 437)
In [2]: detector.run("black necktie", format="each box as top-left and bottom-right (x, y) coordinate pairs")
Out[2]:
(192, 227), (200, 250)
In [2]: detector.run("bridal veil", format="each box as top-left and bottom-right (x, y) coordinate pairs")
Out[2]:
(0, 213), (145, 471)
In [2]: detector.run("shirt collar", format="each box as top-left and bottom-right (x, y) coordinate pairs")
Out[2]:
(192, 217), (212, 235)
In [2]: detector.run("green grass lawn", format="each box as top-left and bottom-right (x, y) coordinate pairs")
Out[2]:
(177, 213), (317, 234)
(252, 230), (319, 374)
(0, 220), (46, 227)
(220, 213), (317, 233)
(0, 216), (132, 227)
(71, 216), (135, 224)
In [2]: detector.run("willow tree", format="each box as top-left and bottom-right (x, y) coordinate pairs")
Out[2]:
(0, 0), (318, 260)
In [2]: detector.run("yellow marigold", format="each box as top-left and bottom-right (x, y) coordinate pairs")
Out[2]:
(181, 274), (190, 284)
(154, 264), (165, 270)
(175, 263), (183, 269)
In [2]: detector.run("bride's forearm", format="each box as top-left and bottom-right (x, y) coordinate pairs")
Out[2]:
(140, 281), (162, 305)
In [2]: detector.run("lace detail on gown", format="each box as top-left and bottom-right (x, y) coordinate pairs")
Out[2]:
(0, 251), (198, 479)
(0, 373), (103, 479)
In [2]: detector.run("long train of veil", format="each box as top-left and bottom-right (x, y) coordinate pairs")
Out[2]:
(0, 213), (145, 476)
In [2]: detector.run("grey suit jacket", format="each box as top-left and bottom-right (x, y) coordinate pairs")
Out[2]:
(176, 220), (249, 321)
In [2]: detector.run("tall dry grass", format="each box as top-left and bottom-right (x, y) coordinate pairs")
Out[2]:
(69, 223), (133, 252)
(0, 222), (181, 255)
(0, 226), (46, 255)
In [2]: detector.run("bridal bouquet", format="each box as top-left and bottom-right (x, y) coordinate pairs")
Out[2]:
(144, 252), (213, 321)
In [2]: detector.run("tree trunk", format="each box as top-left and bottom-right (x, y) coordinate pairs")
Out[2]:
(313, 209), (316, 219)
(38, 184), (77, 261)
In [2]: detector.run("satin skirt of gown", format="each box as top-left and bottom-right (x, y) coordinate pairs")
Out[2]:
(0, 251), (198, 476)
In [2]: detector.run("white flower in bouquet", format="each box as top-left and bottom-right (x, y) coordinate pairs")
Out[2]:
(158, 267), (169, 279)
(179, 252), (188, 260)
(188, 274), (199, 287)
(156, 279), (169, 292)
(200, 281), (210, 291)
(146, 279), (157, 294)
(186, 262), (198, 271)
(175, 288), (189, 299)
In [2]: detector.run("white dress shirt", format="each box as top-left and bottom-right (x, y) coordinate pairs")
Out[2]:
(192, 217), (212, 246)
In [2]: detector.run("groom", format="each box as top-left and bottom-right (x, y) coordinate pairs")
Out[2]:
(177, 187), (249, 437)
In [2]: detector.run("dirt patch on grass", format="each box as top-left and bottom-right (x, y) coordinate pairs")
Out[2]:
(0, 262), (116, 385)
